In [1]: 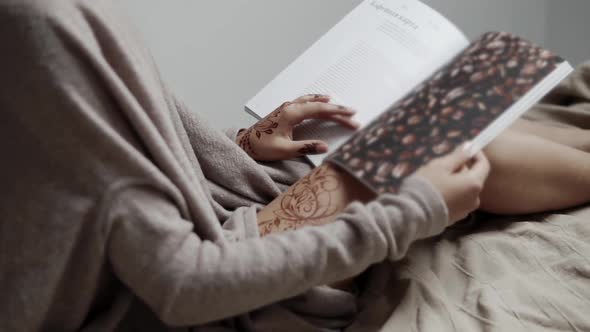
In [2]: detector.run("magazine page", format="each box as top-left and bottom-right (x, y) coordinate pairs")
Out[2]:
(246, 0), (469, 165)
(327, 32), (572, 194)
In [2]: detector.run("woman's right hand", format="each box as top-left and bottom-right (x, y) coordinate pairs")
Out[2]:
(416, 147), (490, 225)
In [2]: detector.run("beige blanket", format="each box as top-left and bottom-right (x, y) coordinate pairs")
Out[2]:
(349, 62), (590, 332)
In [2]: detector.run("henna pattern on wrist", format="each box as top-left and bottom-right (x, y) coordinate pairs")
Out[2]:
(259, 165), (341, 235)
(238, 128), (257, 156)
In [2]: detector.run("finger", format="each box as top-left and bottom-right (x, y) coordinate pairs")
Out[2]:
(289, 102), (356, 124)
(298, 102), (356, 116)
(288, 140), (329, 157)
(439, 143), (473, 171)
(317, 114), (361, 130)
(457, 165), (469, 174)
(467, 152), (491, 183)
(293, 94), (331, 104)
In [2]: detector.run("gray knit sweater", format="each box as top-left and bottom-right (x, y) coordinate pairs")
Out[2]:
(0, 0), (448, 331)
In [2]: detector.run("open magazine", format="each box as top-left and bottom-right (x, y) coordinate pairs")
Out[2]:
(245, 0), (572, 191)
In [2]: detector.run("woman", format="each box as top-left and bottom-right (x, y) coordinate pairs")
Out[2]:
(1, 1), (589, 331)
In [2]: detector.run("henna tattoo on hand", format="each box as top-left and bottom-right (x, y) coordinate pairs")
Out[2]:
(237, 102), (292, 158)
(259, 165), (341, 235)
(298, 143), (321, 155)
(252, 102), (289, 139)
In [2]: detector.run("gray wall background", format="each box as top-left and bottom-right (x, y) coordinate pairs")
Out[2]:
(119, 0), (590, 129)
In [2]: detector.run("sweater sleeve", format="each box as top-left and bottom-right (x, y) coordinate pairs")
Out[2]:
(106, 176), (448, 327)
(223, 127), (242, 143)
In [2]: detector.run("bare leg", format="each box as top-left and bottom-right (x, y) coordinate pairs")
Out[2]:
(481, 129), (590, 214)
(511, 119), (590, 152)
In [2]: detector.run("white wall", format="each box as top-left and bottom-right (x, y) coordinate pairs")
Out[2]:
(119, 0), (588, 129)
(118, 0), (361, 129)
(546, 0), (590, 66)
(422, 0), (548, 42)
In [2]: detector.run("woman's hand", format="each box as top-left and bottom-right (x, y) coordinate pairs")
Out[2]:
(237, 94), (360, 161)
(416, 147), (491, 225)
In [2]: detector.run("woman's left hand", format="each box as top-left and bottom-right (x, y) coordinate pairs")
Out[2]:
(237, 94), (360, 161)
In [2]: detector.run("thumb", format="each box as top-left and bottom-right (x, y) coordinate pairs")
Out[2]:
(290, 140), (329, 156)
(440, 143), (473, 171)
(467, 151), (491, 183)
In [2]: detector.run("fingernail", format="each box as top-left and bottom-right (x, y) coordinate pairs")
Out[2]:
(298, 142), (328, 155)
(462, 142), (474, 155)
